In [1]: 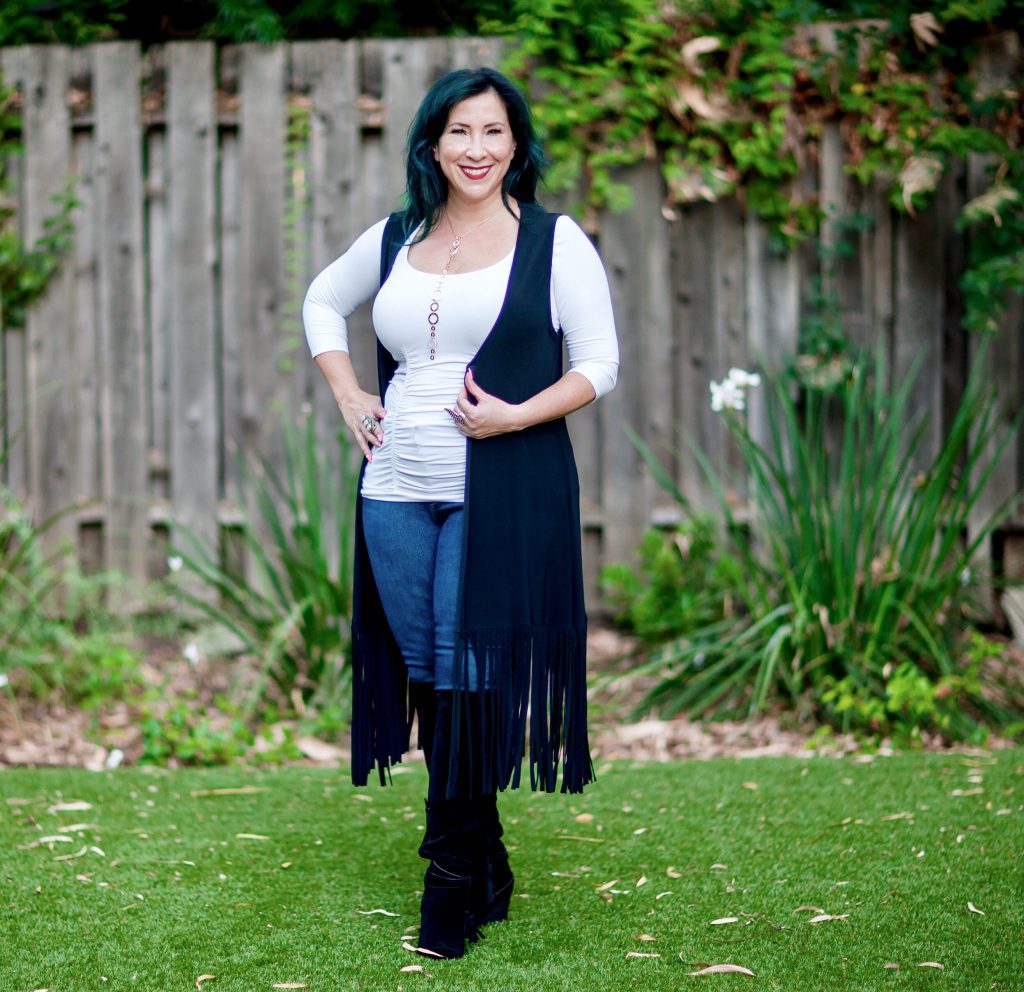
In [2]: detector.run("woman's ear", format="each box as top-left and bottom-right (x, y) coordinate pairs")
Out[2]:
(432, 144), (439, 162)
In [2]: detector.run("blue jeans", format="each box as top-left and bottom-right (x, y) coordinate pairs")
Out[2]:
(362, 498), (464, 689)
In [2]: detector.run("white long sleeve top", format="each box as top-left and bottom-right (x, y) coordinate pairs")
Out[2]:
(303, 214), (619, 502)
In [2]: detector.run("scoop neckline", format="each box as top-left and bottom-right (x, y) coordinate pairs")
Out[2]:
(400, 242), (516, 277)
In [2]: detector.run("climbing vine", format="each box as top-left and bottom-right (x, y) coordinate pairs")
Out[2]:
(491, 0), (1024, 334)
(0, 83), (78, 329)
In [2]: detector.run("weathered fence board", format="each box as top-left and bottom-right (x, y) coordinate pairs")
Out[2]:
(238, 44), (287, 480)
(672, 204), (722, 515)
(0, 37), (1020, 615)
(70, 127), (101, 512)
(168, 42), (219, 582)
(2, 46), (76, 558)
(94, 42), (148, 588)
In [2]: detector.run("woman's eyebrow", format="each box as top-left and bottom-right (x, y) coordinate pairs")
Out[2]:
(447, 120), (506, 128)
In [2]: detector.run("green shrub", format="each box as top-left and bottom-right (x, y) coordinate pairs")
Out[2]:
(600, 517), (743, 641)
(627, 345), (1023, 741)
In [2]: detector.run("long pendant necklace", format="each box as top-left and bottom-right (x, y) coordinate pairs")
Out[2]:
(427, 206), (502, 361)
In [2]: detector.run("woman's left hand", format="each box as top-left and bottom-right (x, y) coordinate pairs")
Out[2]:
(451, 368), (522, 439)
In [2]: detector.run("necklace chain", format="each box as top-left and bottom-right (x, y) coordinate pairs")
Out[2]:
(427, 206), (503, 361)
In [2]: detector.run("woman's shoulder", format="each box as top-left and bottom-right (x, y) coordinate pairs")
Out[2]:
(551, 213), (601, 264)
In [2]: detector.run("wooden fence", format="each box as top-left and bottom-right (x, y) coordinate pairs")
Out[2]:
(1, 36), (1021, 611)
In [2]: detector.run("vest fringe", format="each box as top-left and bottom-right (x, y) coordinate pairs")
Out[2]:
(447, 625), (594, 797)
(350, 621), (411, 786)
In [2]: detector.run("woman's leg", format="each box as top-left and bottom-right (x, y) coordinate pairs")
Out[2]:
(362, 499), (479, 958)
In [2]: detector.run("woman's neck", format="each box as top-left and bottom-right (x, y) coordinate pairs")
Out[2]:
(441, 194), (510, 235)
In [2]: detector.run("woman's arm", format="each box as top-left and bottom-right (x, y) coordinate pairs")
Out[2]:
(453, 367), (595, 439)
(302, 219), (390, 459)
(452, 215), (618, 440)
(314, 351), (386, 461)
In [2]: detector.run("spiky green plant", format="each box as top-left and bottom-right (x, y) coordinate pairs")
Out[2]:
(172, 413), (356, 720)
(628, 344), (1023, 741)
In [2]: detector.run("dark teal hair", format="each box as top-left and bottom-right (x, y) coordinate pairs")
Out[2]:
(401, 67), (546, 241)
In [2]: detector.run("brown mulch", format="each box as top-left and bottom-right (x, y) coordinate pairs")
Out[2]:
(0, 625), (1018, 771)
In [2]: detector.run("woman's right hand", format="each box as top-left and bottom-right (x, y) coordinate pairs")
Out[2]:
(338, 389), (386, 461)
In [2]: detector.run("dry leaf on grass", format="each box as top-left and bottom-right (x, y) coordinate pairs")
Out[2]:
(950, 788), (984, 797)
(402, 942), (443, 958)
(190, 787), (268, 798)
(20, 835), (74, 848)
(272, 984), (307, 989)
(400, 965), (431, 974)
(883, 963), (899, 970)
(666, 867), (682, 878)
(626, 951), (661, 959)
(710, 863), (727, 870)
(917, 962), (944, 970)
(575, 813), (594, 824)
(596, 879), (618, 892)
(357, 909), (399, 917)
(710, 917), (740, 925)
(47, 801), (93, 814)
(636, 875), (648, 888)
(793, 906), (825, 914)
(967, 902), (985, 915)
(195, 976), (215, 989)
(235, 833), (269, 841)
(686, 963), (756, 977)
(634, 934), (656, 941)
(556, 835), (605, 843)
(741, 782), (758, 790)
(809, 913), (849, 924)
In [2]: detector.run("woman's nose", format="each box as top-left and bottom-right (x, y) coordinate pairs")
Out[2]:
(465, 134), (486, 159)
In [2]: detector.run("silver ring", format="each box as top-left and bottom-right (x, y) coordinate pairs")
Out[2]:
(444, 407), (466, 427)
(360, 413), (380, 433)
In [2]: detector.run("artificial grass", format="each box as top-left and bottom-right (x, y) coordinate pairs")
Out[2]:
(1, 750), (1021, 991)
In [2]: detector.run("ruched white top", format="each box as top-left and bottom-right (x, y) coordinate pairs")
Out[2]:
(302, 214), (619, 502)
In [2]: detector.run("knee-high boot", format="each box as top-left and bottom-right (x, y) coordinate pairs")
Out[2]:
(417, 798), (477, 958)
(477, 794), (514, 925)
(415, 691), (486, 959)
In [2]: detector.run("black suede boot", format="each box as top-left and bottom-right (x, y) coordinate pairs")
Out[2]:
(479, 795), (514, 925)
(417, 798), (479, 958)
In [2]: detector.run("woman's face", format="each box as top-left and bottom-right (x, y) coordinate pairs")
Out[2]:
(433, 89), (516, 209)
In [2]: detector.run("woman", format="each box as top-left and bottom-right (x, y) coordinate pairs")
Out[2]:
(302, 66), (618, 959)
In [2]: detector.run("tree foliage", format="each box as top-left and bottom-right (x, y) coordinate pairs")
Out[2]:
(493, 0), (1024, 332)
(0, 0), (514, 46)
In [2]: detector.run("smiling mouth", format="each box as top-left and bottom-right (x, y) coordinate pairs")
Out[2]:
(459, 165), (492, 180)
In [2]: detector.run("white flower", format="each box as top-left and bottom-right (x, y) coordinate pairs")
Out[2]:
(0, 672), (8, 689)
(727, 367), (762, 388)
(183, 642), (201, 665)
(104, 748), (125, 769)
(959, 568), (972, 588)
(167, 555), (184, 573)
(710, 378), (746, 412)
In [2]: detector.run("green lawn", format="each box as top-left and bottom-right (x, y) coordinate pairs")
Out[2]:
(2, 750), (1021, 991)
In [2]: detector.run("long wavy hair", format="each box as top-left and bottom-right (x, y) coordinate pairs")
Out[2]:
(401, 67), (546, 241)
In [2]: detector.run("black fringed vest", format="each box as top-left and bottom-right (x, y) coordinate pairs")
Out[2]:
(349, 202), (593, 796)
